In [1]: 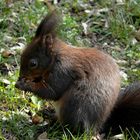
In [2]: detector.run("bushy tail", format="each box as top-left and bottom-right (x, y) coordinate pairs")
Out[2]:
(102, 82), (140, 135)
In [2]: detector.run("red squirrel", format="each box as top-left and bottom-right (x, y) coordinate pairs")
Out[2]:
(15, 11), (140, 136)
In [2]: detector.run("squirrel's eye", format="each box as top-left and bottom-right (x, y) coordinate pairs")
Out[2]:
(29, 59), (38, 69)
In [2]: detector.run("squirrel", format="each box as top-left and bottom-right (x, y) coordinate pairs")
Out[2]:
(15, 11), (140, 136)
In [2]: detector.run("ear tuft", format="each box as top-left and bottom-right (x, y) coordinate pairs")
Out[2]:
(35, 10), (61, 37)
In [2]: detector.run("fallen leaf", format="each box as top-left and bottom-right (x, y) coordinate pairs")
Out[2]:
(135, 29), (140, 41)
(32, 114), (44, 124)
(37, 132), (48, 140)
(2, 50), (14, 58)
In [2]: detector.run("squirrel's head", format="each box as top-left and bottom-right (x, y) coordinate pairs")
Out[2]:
(15, 10), (61, 92)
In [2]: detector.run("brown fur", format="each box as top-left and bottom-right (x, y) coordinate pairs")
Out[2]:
(53, 39), (120, 131)
(15, 11), (140, 136)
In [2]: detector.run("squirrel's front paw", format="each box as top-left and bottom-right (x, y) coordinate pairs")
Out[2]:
(15, 78), (32, 92)
(26, 80), (45, 92)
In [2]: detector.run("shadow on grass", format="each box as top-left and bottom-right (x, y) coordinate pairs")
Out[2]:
(0, 113), (49, 140)
(0, 113), (76, 140)
(0, 107), (87, 140)
(1, 113), (140, 140)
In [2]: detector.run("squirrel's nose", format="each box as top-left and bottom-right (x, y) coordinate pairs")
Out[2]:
(15, 77), (24, 89)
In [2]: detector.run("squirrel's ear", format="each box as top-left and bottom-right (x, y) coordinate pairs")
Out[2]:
(35, 10), (61, 37)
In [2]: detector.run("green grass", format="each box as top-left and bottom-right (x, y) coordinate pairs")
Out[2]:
(0, 0), (140, 139)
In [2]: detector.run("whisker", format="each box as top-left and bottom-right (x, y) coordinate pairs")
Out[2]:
(42, 80), (47, 88)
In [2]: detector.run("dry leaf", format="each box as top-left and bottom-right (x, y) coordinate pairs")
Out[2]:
(32, 114), (44, 124)
(37, 132), (48, 140)
(135, 29), (140, 41)
(2, 50), (14, 58)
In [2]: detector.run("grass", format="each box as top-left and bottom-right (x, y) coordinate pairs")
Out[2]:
(0, 0), (140, 139)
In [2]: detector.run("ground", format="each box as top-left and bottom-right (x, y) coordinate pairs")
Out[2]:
(0, 0), (140, 139)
